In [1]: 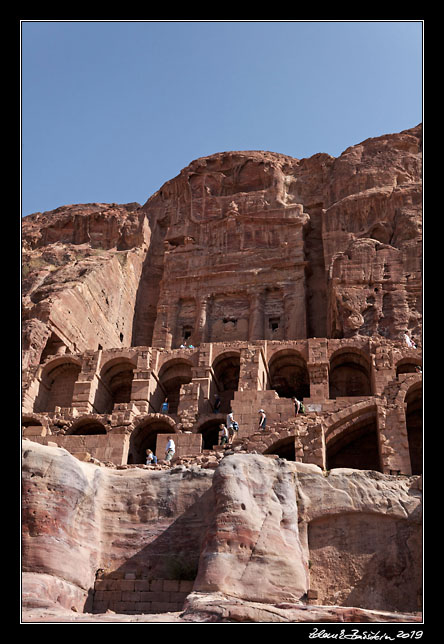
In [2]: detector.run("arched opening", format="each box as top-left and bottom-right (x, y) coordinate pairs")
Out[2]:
(329, 349), (371, 398)
(94, 359), (135, 414)
(69, 418), (107, 435)
(33, 359), (82, 412)
(128, 417), (175, 464)
(396, 359), (422, 377)
(158, 359), (193, 415)
(326, 413), (381, 472)
(198, 417), (225, 450)
(211, 352), (240, 413)
(405, 385), (422, 475)
(263, 436), (296, 461)
(268, 349), (310, 399)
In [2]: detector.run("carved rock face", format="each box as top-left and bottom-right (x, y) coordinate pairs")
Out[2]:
(22, 125), (422, 368)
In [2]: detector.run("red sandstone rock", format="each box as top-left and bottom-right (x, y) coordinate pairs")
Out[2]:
(194, 453), (309, 603)
(22, 441), (214, 612)
(22, 442), (421, 620)
(21, 125), (423, 623)
(22, 125), (422, 368)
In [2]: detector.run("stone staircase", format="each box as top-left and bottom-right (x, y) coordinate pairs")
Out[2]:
(230, 389), (295, 438)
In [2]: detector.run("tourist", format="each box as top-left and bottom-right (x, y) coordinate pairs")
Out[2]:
(165, 436), (175, 464)
(145, 449), (157, 465)
(226, 411), (234, 429)
(404, 331), (416, 349)
(219, 423), (229, 446)
(292, 397), (301, 416)
(161, 398), (169, 413)
(228, 420), (239, 444)
(213, 394), (221, 413)
(258, 409), (267, 430)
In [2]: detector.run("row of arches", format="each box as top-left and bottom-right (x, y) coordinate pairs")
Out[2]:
(32, 347), (421, 417)
(264, 383), (422, 475)
(29, 376), (421, 475)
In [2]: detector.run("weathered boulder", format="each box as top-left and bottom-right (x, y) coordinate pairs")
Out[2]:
(194, 453), (309, 603)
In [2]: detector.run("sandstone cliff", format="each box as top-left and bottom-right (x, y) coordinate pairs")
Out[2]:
(21, 124), (423, 623)
(22, 124), (422, 368)
(22, 441), (421, 622)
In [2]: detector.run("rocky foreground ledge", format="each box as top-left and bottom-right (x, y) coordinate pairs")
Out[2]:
(22, 593), (421, 624)
(182, 592), (422, 623)
(22, 441), (422, 623)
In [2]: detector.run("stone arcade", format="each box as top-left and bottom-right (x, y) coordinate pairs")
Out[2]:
(22, 338), (421, 476)
(22, 125), (422, 622)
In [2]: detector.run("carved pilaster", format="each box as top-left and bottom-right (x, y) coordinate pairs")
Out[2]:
(194, 296), (210, 345)
(248, 291), (265, 341)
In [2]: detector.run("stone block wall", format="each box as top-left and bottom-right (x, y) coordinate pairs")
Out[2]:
(29, 433), (130, 465)
(92, 576), (194, 615)
(156, 432), (202, 461)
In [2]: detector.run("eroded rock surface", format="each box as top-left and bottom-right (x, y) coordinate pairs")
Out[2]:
(22, 441), (421, 622)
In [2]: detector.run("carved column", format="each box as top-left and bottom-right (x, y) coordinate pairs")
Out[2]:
(152, 299), (179, 349)
(306, 339), (329, 402)
(71, 350), (102, 414)
(249, 291), (265, 341)
(194, 296), (210, 345)
(378, 404), (412, 475)
(130, 348), (155, 414)
(283, 280), (306, 340)
(307, 363), (329, 402)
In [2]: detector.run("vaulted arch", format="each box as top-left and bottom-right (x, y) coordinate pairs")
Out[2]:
(268, 348), (309, 399)
(324, 404), (381, 472)
(69, 416), (107, 435)
(329, 347), (372, 398)
(157, 358), (193, 414)
(211, 351), (241, 413)
(396, 357), (422, 377)
(33, 356), (82, 413)
(405, 382), (422, 475)
(128, 414), (177, 464)
(196, 415), (227, 450)
(94, 357), (137, 414)
(263, 435), (296, 461)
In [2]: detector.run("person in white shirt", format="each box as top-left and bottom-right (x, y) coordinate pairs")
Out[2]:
(219, 424), (229, 446)
(258, 409), (267, 430)
(404, 332), (416, 349)
(165, 436), (175, 463)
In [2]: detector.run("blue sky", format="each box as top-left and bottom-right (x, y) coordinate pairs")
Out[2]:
(21, 20), (423, 217)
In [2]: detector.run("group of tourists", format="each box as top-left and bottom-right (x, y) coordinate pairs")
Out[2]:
(150, 392), (308, 461)
(218, 411), (239, 446)
(217, 394), (306, 447)
(145, 435), (176, 467)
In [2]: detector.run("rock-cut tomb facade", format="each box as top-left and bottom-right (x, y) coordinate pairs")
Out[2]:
(22, 125), (423, 478)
